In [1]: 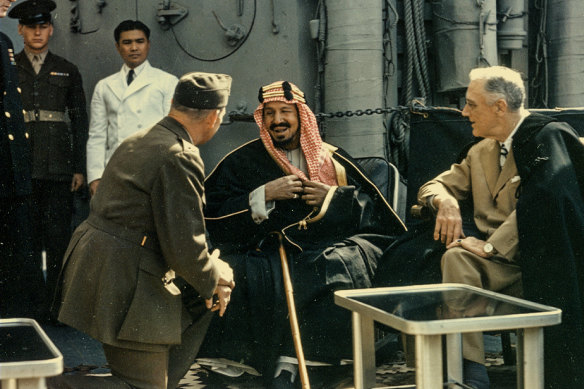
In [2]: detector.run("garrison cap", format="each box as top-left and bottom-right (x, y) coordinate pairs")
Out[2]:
(9, 0), (56, 25)
(173, 72), (232, 109)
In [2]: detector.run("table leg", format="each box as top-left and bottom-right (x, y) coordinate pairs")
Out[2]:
(446, 333), (463, 387)
(516, 329), (524, 389)
(352, 311), (376, 389)
(1, 379), (17, 389)
(415, 334), (443, 389)
(0, 378), (44, 389)
(521, 327), (544, 389)
(13, 378), (45, 389)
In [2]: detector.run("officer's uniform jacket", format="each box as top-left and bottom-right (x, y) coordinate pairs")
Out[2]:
(58, 116), (220, 351)
(418, 137), (520, 261)
(86, 60), (178, 184)
(0, 32), (31, 197)
(16, 50), (88, 181)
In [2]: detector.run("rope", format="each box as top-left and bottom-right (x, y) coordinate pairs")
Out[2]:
(314, 0), (327, 116)
(403, 0), (416, 103)
(530, 0), (549, 108)
(390, 110), (410, 175)
(402, 0), (431, 103)
(383, 0), (399, 161)
(413, 0), (431, 96)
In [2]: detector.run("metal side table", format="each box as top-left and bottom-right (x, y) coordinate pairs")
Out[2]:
(0, 318), (63, 389)
(335, 283), (561, 389)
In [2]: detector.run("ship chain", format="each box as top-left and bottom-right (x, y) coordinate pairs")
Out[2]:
(314, 106), (409, 120)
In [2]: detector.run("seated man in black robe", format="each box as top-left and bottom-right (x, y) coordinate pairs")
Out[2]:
(200, 81), (406, 387)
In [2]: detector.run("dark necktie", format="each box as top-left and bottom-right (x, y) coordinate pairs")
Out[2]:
(500, 143), (509, 167)
(127, 69), (135, 85)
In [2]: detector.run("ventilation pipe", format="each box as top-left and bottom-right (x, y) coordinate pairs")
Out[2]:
(432, 0), (498, 92)
(324, 0), (385, 158)
(547, 0), (584, 107)
(497, 0), (527, 50)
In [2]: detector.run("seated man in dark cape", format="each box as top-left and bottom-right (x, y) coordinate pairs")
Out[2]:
(382, 66), (584, 389)
(200, 81), (406, 387)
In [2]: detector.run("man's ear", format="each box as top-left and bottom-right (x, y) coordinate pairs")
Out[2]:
(494, 99), (508, 115)
(205, 109), (220, 126)
(17, 24), (24, 37)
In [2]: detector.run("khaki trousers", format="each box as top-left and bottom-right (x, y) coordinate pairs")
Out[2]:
(441, 247), (522, 364)
(47, 311), (213, 389)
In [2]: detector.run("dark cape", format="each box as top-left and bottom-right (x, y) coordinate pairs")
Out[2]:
(200, 139), (406, 376)
(513, 113), (584, 389)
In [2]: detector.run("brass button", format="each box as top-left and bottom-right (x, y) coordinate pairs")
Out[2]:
(8, 134), (14, 141)
(5, 112), (10, 118)
(22, 109), (26, 115)
(17, 87), (21, 94)
(25, 132), (29, 139)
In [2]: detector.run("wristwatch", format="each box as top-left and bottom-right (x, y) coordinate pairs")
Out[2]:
(483, 242), (496, 256)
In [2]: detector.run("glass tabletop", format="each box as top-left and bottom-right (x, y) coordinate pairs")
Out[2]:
(0, 324), (56, 363)
(335, 284), (562, 334)
(351, 289), (538, 322)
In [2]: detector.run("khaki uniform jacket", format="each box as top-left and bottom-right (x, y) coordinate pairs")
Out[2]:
(58, 116), (220, 351)
(418, 138), (520, 260)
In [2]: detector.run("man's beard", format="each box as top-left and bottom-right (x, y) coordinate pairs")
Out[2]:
(273, 137), (296, 148)
(270, 122), (297, 148)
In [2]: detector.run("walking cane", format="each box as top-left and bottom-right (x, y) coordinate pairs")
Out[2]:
(274, 232), (311, 389)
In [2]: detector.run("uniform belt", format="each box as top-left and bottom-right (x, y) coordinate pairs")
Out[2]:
(23, 110), (65, 123)
(86, 214), (160, 252)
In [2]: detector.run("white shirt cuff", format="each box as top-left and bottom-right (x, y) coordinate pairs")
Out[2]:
(249, 185), (275, 224)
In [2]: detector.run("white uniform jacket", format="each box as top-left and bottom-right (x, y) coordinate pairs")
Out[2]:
(86, 60), (178, 183)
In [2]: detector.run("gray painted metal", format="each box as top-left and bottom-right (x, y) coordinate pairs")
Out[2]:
(0, 0), (319, 170)
(323, 0), (385, 158)
(547, 0), (584, 107)
(497, 0), (527, 50)
(432, 0), (498, 92)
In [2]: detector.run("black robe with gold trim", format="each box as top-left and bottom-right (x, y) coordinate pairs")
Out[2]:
(201, 138), (405, 376)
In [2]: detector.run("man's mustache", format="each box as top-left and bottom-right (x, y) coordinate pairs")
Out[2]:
(270, 122), (290, 131)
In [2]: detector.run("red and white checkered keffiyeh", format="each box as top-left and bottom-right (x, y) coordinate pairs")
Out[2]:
(254, 81), (338, 186)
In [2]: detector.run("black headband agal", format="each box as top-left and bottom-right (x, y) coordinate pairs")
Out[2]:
(258, 81), (306, 104)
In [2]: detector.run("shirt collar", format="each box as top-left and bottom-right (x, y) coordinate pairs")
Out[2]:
(500, 111), (530, 150)
(24, 49), (48, 64)
(122, 60), (148, 79)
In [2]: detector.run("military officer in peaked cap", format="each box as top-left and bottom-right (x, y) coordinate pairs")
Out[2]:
(9, 0), (89, 322)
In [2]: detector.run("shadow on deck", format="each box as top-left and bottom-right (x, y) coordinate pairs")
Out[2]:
(42, 324), (517, 388)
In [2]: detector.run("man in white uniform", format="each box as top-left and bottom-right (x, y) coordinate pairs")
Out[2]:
(86, 19), (178, 195)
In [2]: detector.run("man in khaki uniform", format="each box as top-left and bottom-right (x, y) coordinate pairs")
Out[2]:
(51, 72), (234, 389)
